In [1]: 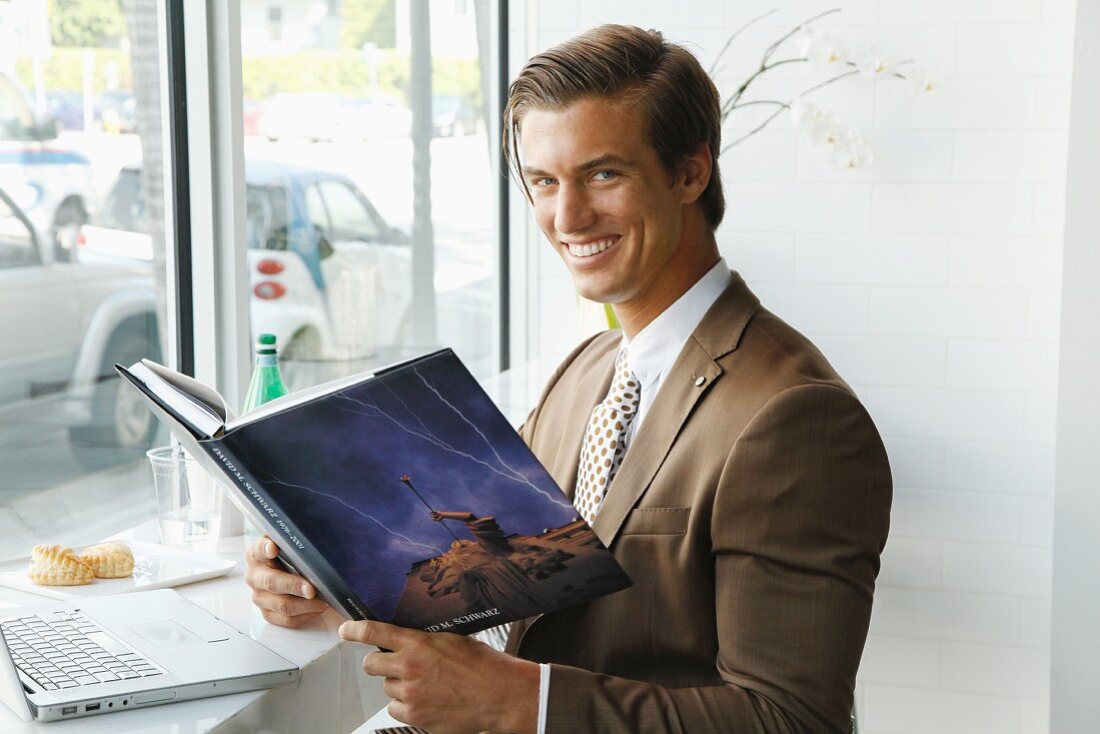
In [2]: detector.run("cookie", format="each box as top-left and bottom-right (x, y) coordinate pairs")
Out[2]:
(81, 542), (135, 579)
(27, 545), (94, 586)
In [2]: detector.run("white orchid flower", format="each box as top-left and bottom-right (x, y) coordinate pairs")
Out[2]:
(831, 138), (875, 170)
(905, 64), (939, 95)
(808, 32), (850, 67)
(789, 98), (823, 127)
(856, 47), (894, 78)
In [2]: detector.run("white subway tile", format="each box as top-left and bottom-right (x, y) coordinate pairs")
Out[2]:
(726, 182), (874, 232)
(721, 130), (799, 182)
(1032, 184), (1066, 236)
(1040, 0), (1076, 20)
(942, 441), (1054, 496)
(957, 24), (1044, 76)
(796, 129), (955, 184)
(952, 131), (1036, 183)
(752, 283), (869, 334)
(1024, 393), (1057, 443)
(1019, 497), (1054, 548)
(1019, 598), (1051, 648)
(876, 78), (1037, 131)
(718, 233), (796, 283)
(884, 437), (945, 489)
(879, 537), (943, 588)
(796, 234), (949, 285)
(1026, 289), (1061, 341)
(942, 642), (1050, 697)
(948, 237), (1061, 288)
(889, 488), (1021, 543)
(1034, 77), (1072, 130)
(860, 634), (941, 687)
(1037, 21), (1076, 75)
(877, 0), (1041, 23)
(866, 387), (1025, 442)
(863, 684), (942, 734)
(1033, 130), (1070, 184)
(814, 334), (945, 387)
(868, 286), (1028, 339)
(873, 184), (1033, 235)
(942, 541), (1051, 596)
(939, 691), (1022, 734)
(870, 587), (1019, 643)
(536, 0), (579, 29)
(946, 340), (1059, 392)
(1020, 698), (1050, 734)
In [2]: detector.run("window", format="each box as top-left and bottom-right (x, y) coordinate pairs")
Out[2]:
(239, 0), (501, 387)
(0, 1), (173, 559)
(268, 6), (283, 41)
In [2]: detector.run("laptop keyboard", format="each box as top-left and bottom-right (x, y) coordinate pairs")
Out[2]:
(1, 609), (163, 691)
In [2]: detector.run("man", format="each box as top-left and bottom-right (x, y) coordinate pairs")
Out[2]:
(245, 24), (891, 733)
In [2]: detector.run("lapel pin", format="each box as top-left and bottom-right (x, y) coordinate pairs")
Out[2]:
(693, 374), (706, 387)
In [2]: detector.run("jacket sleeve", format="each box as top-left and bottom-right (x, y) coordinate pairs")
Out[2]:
(542, 383), (892, 733)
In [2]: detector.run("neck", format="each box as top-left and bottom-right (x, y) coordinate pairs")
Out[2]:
(614, 232), (720, 340)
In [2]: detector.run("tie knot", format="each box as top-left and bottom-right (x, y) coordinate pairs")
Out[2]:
(612, 351), (641, 414)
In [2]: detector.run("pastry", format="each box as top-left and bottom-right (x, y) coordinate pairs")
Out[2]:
(27, 544), (94, 586)
(81, 541), (135, 579)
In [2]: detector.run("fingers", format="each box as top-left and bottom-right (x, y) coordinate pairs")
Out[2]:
(339, 619), (415, 651)
(259, 607), (326, 629)
(250, 588), (329, 619)
(245, 537), (279, 566)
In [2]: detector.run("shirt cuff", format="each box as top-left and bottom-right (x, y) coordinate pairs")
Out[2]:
(537, 663), (550, 734)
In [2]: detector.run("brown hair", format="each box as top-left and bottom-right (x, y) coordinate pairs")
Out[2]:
(504, 24), (725, 230)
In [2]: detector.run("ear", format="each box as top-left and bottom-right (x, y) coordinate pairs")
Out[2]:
(678, 142), (712, 206)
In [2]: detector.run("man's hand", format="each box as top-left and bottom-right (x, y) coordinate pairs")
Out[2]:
(244, 536), (330, 628)
(340, 620), (539, 734)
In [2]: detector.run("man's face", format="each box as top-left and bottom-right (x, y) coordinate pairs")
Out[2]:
(519, 97), (695, 308)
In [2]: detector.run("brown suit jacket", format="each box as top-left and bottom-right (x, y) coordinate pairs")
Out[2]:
(505, 273), (892, 733)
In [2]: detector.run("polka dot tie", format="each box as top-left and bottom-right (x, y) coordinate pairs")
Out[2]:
(574, 350), (641, 524)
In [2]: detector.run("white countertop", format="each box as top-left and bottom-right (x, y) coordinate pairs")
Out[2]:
(0, 533), (390, 733)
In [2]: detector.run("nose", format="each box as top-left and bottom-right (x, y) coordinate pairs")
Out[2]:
(554, 183), (596, 236)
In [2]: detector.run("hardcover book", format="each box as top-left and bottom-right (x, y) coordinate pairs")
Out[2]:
(116, 349), (631, 635)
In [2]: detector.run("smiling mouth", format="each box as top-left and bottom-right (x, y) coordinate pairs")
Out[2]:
(564, 237), (619, 257)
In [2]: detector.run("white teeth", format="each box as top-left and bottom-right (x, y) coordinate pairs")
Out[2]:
(567, 239), (614, 257)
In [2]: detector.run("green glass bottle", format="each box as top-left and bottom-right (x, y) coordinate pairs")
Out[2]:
(242, 333), (288, 413)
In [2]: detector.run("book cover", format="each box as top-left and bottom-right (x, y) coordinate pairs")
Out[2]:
(123, 350), (632, 635)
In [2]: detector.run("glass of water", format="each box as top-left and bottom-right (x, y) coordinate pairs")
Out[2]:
(146, 445), (222, 554)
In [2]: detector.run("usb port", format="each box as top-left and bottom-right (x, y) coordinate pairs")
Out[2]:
(61, 706), (77, 715)
(85, 703), (101, 712)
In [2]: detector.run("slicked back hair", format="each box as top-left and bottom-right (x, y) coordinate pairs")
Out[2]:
(504, 24), (725, 230)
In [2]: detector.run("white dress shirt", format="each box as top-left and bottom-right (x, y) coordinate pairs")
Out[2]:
(535, 259), (733, 733)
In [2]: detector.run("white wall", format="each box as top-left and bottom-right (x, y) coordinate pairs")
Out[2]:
(525, 2), (1075, 731)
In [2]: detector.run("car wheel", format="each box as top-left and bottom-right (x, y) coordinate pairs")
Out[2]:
(51, 199), (87, 263)
(69, 327), (161, 469)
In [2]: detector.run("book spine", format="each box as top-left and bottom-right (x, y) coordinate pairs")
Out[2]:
(194, 439), (375, 621)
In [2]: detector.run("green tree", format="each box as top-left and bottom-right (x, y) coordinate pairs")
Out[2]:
(49, 0), (125, 48)
(341, 0), (396, 50)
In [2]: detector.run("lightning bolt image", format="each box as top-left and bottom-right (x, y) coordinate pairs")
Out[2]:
(333, 390), (572, 509)
(261, 475), (444, 555)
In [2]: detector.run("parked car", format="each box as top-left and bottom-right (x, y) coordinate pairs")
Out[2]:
(78, 160), (413, 361)
(257, 93), (348, 142)
(432, 93), (479, 137)
(0, 184), (160, 468)
(93, 90), (136, 134)
(45, 90), (85, 132)
(0, 72), (94, 262)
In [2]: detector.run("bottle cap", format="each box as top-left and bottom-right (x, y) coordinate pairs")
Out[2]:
(257, 333), (277, 354)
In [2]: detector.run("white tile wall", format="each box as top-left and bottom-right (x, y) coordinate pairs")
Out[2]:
(525, 2), (1072, 730)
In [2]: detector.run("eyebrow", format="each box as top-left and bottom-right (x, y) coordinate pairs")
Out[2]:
(521, 153), (636, 179)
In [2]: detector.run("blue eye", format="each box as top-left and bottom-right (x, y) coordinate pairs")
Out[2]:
(532, 177), (555, 187)
(593, 170), (616, 181)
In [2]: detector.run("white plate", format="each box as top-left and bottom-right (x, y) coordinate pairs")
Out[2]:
(0, 541), (236, 600)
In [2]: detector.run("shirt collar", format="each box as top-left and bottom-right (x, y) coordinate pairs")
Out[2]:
(621, 259), (732, 386)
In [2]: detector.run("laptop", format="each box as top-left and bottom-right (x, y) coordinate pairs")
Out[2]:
(0, 589), (298, 722)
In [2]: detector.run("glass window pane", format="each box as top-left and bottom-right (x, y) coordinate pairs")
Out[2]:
(0, 1), (171, 559)
(239, 0), (499, 393)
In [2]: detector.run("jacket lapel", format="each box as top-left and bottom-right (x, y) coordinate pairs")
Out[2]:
(591, 272), (760, 546)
